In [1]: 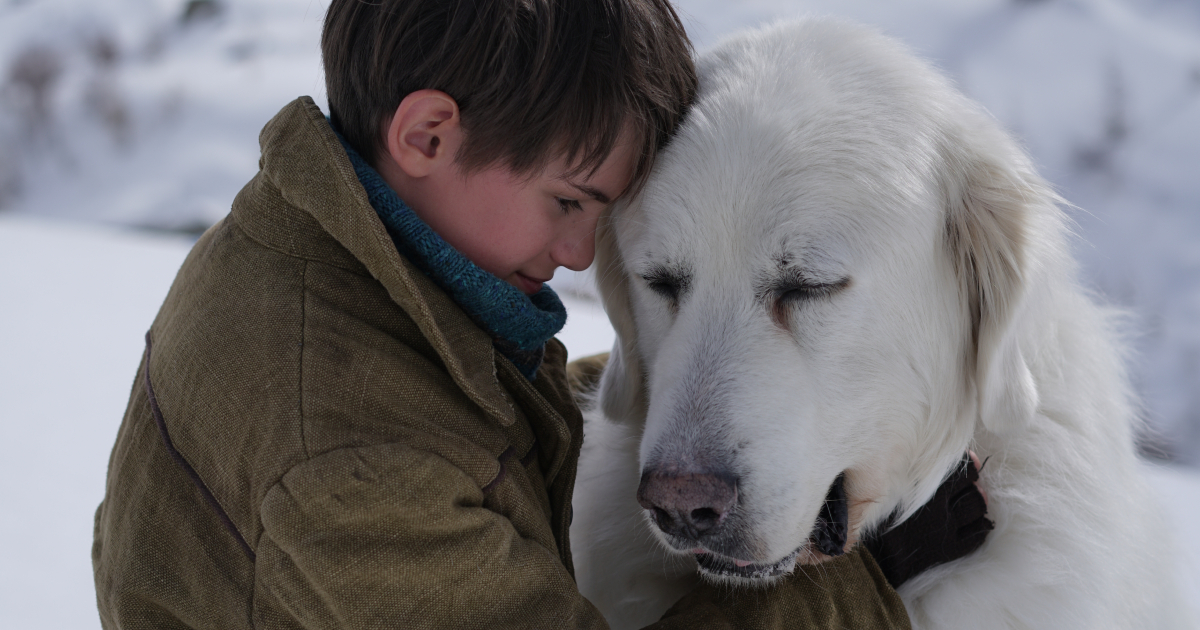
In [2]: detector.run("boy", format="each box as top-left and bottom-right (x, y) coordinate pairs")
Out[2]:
(92, 1), (988, 627)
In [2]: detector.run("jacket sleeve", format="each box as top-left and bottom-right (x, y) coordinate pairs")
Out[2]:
(254, 442), (610, 629)
(253, 441), (909, 630)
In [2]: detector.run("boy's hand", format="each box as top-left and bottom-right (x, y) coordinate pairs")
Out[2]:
(862, 451), (993, 589)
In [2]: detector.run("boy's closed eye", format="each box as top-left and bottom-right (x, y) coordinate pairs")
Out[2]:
(556, 197), (584, 213)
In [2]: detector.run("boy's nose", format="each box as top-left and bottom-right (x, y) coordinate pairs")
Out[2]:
(551, 218), (598, 272)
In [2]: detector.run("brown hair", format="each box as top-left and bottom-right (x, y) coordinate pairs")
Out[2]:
(322, 0), (696, 194)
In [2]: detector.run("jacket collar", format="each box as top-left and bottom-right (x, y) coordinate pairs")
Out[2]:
(257, 96), (518, 426)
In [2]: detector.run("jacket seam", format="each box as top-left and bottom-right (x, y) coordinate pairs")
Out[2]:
(259, 443), (506, 520)
(299, 259), (309, 461)
(482, 440), (539, 494)
(143, 331), (257, 563)
(519, 440), (539, 468)
(482, 445), (518, 494)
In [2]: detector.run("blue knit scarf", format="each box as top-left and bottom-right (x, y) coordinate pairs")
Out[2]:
(334, 132), (567, 380)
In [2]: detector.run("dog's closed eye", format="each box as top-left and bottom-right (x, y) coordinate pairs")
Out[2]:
(771, 277), (850, 328)
(776, 278), (849, 302)
(640, 268), (691, 308)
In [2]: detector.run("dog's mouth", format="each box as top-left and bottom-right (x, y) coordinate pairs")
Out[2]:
(694, 547), (802, 579)
(692, 473), (849, 581)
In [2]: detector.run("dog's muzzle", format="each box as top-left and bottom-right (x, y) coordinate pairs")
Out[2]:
(638, 467), (850, 581)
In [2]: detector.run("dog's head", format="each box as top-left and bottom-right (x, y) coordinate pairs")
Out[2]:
(594, 18), (1063, 584)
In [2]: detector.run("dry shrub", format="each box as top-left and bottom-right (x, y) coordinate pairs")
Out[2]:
(5, 44), (63, 143)
(0, 149), (20, 209)
(181, 0), (222, 25)
(83, 32), (131, 145)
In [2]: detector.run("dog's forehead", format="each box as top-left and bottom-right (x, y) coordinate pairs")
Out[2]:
(627, 25), (951, 273)
(626, 130), (925, 277)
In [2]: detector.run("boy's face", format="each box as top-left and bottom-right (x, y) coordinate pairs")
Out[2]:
(377, 90), (638, 295)
(415, 145), (638, 295)
(412, 134), (638, 295)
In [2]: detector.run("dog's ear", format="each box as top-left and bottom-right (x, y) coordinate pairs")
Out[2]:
(594, 205), (649, 425)
(943, 134), (1048, 434)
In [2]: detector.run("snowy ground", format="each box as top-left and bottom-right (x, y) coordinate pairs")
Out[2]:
(1, 214), (1198, 628)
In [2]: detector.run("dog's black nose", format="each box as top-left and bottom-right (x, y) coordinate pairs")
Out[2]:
(637, 468), (738, 540)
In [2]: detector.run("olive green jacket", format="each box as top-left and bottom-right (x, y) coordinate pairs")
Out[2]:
(92, 97), (910, 630)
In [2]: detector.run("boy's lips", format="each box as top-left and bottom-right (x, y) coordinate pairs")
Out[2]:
(514, 272), (550, 294)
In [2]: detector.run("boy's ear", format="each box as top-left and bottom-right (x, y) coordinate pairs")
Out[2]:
(384, 89), (462, 177)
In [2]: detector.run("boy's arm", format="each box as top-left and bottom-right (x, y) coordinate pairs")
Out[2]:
(254, 442), (609, 629)
(253, 438), (908, 630)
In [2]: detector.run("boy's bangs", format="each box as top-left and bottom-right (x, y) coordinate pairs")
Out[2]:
(450, 2), (675, 196)
(511, 100), (651, 190)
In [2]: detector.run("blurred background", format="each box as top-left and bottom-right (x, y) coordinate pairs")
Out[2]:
(1, 0), (1197, 626)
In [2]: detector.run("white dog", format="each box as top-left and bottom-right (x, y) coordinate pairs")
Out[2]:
(570, 18), (1192, 630)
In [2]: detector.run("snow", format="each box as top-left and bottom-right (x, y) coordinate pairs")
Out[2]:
(1144, 461), (1200, 618)
(0, 217), (191, 628)
(1, 0), (1199, 625)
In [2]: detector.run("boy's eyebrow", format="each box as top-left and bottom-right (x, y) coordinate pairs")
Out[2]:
(564, 180), (611, 204)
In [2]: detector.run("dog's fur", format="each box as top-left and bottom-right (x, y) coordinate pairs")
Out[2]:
(569, 18), (1192, 630)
